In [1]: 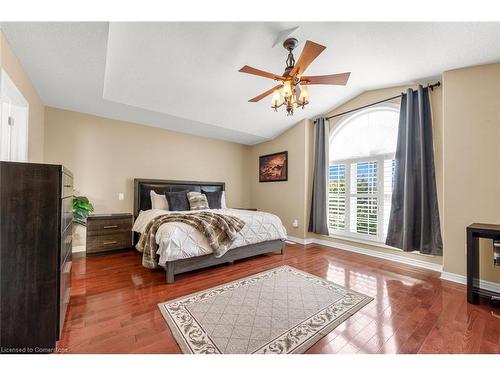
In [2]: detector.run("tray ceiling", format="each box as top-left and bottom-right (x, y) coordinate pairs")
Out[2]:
(2, 22), (500, 144)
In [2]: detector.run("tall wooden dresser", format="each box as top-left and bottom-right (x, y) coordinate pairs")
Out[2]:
(0, 162), (72, 353)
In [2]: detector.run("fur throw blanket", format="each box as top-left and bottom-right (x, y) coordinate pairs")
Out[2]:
(136, 211), (245, 269)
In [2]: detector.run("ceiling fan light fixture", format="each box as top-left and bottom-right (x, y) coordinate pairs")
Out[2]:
(271, 89), (282, 109)
(299, 84), (309, 102)
(239, 38), (350, 116)
(282, 81), (292, 97)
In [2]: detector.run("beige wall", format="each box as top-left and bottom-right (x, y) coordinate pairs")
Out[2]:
(442, 63), (500, 283)
(249, 119), (312, 238)
(248, 85), (444, 265)
(0, 31), (45, 162)
(44, 107), (251, 214)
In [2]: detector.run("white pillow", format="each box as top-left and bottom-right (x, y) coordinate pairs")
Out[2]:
(221, 191), (227, 209)
(150, 190), (169, 210)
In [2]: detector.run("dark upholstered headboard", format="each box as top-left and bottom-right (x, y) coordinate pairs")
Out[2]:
(133, 178), (225, 217)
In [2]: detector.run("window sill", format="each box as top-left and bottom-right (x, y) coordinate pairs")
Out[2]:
(326, 233), (437, 258)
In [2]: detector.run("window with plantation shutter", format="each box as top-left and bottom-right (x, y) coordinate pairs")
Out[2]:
(328, 106), (399, 243)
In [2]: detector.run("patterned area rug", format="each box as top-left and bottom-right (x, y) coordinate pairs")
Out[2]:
(158, 265), (373, 354)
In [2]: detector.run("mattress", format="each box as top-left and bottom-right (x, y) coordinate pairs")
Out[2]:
(133, 208), (287, 265)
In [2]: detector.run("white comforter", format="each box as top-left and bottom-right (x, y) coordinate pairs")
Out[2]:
(132, 208), (287, 265)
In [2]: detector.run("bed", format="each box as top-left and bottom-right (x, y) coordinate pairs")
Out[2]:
(133, 178), (287, 283)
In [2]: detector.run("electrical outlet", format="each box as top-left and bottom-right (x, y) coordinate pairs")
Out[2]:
(292, 219), (299, 228)
(118, 192), (124, 201)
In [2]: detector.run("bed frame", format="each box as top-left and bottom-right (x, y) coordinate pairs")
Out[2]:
(133, 178), (285, 283)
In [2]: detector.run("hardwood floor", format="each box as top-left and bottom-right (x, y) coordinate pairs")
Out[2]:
(58, 243), (500, 354)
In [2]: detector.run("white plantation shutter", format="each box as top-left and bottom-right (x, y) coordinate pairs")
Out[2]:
(350, 161), (378, 236)
(328, 164), (346, 230)
(328, 156), (395, 242)
(350, 197), (378, 235)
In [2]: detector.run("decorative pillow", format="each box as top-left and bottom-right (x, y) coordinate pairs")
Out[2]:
(164, 190), (190, 211)
(187, 192), (209, 211)
(201, 189), (223, 209)
(150, 190), (169, 210)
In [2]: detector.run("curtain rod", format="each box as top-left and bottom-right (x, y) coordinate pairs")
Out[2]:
(314, 81), (441, 123)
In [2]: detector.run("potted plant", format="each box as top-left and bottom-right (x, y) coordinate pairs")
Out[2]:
(72, 195), (94, 253)
(73, 195), (94, 225)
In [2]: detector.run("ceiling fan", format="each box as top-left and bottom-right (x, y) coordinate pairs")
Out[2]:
(239, 38), (350, 116)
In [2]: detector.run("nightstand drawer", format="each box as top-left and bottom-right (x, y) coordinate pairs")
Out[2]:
(87, 217), (132, 236)
(86, 232), (132, 254)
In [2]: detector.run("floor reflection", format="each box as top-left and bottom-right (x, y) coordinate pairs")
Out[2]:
(59, 245), (499, 354)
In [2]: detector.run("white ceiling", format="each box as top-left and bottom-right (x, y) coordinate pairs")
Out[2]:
(2, 22), (500, 144)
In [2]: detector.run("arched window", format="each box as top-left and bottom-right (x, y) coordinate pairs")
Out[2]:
(328, 105), (399, 243)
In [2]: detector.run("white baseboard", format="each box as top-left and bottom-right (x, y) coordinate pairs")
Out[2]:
(440, 271), (500, 293)
(287, 235), (442, 272)
(479, 280), (499, 293)
(287, 236), (314, 245)
(312, 237), (443, 272)
(439, 271), (465, 285)
(72, 245), (86, 253)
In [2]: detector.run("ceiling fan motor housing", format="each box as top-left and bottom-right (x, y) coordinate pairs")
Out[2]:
(283, 37), (299, 51)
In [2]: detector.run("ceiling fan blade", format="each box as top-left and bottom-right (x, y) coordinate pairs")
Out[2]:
(302, 72), (351, 86)
(239, 65), (285, 81)
(290, 40), (326, 77)
(249, 84), (283, 102)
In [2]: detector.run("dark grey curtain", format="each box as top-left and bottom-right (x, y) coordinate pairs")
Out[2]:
(386, 86), (443, 255)
(308, 118), (329, 235)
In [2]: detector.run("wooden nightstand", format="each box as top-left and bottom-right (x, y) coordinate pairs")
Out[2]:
(86, 213), (133, 255)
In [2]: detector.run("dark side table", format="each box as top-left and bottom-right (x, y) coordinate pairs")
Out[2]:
(466, 223), (500, 304)
(86, 213), (133, 255)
